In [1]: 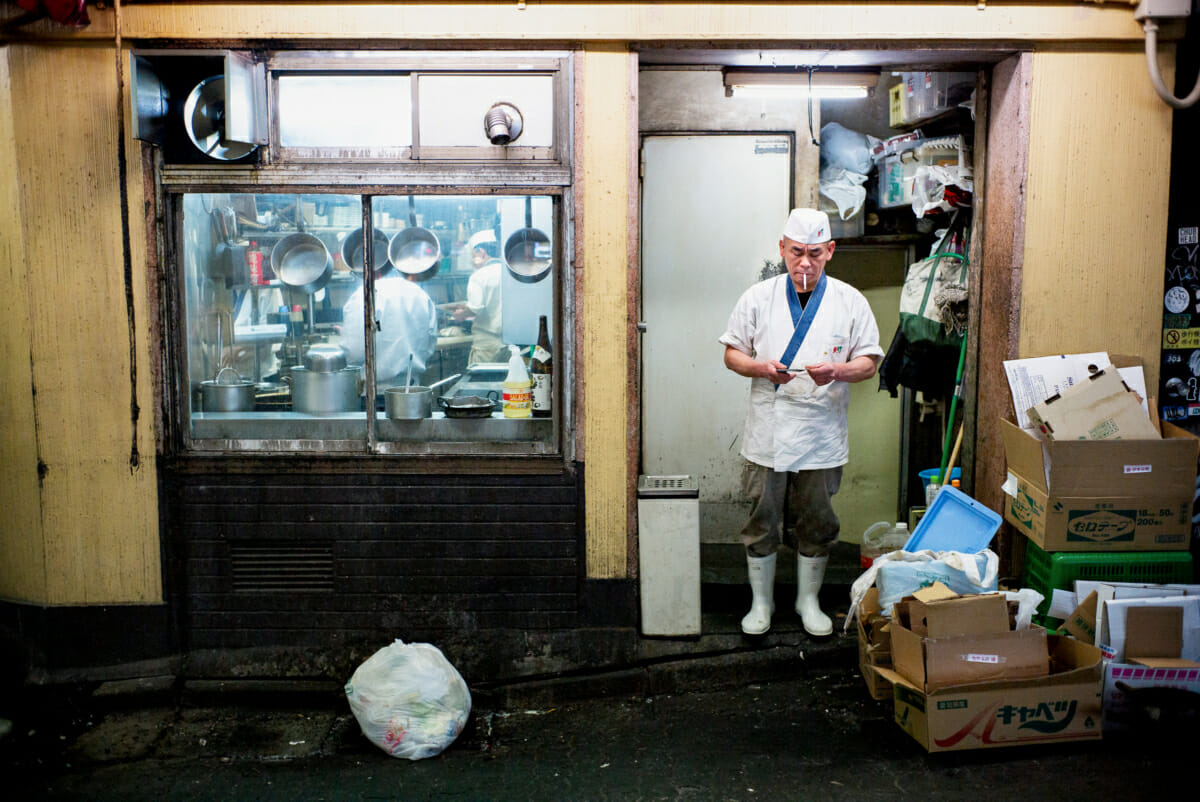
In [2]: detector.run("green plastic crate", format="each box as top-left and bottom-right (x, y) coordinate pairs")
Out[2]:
(1022, 540), (1194, 616)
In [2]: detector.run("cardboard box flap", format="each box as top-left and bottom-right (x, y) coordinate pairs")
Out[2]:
(910, 592), (1010, 639)
(1000, 418), (1048, 492)
(923, 629), (1049, 690)
(1124, 606), (1183, 660)
(1062, 591), (1098, 644)
(1027, 368), (1160, 441)
(923, 634), (1102, 695)
(1044, 437), (1198, 496)
(1127, 657), (1200, 668)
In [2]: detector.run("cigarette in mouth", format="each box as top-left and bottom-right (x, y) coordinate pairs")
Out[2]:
(803, 274), (807, 291)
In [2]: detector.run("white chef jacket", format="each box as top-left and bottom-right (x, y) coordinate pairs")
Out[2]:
(466, 260), (503, 336)
(719, 273), (884, 472)
(341, 275), (438, 383)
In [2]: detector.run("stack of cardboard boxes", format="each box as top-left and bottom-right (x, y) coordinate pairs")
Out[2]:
(998, 353), (1200, 733)
(854, 353), (1199, 751)
(860, 582), (1104, 752)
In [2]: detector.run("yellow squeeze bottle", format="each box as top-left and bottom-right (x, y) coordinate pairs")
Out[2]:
(502, 346), (532, 418)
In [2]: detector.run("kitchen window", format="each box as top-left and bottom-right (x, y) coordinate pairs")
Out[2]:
(147, 51), (571, 458)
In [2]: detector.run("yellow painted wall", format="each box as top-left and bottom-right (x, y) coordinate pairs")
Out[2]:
(1, 44), (160, 605)
(580, 45), (634, 579)
(0, 48), (47, 602)
(1020, 50), (1173, 389)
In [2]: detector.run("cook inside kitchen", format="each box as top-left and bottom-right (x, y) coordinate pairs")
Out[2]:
(163, 51), (567, 455)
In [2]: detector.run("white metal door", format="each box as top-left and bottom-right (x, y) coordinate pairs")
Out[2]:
(640, 134), (792, 543)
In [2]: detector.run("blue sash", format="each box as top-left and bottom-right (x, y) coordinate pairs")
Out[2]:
(779, 272), (827, 367)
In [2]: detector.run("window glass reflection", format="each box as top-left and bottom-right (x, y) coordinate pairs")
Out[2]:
(179, 192), (556, 448)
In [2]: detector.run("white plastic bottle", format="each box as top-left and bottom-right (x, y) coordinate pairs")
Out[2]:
(502, 345), (532, 419)
(860, 522), (910, 569)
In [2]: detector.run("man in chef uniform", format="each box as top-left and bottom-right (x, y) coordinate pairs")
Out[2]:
(340, 270), (438, 390)
(451, 229), (507, 366)
(719, 208), (883, 637)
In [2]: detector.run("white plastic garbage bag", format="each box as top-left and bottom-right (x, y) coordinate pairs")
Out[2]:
(818, 164), (869, 220)
(845, 549), (999, 631)
(345, 639), (472, 760)
(819, 122), (875, 174)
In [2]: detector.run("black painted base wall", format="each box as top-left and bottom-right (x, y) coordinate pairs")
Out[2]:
(0, 461), (641, 685)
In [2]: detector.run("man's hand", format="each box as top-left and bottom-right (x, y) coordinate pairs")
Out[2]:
(805, 355), (879, 386)
(806, 362), (838, 386)
(724, 346), (795, 383)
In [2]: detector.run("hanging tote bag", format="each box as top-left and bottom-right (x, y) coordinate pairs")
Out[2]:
(898, 233), (969, 348)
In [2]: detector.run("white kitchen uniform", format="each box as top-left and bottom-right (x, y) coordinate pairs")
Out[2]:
(465, 259), (506, 365)
(341, 275), (438, 385)
(719, 273), (884, 472)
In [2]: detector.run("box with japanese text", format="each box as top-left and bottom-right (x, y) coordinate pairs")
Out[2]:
(873, 636), (1104, 752)
(1000, 417), (1198, 551)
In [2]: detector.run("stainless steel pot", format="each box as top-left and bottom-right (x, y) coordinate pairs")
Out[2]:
(200, 367), (256, 412)
(273, 232), (333, 293)
(388, 196), (441, 281)
(290, 366), (360, 414)
(385, 386), (432, 420)
(341, 228), (391, 276)
(504, 196), (552, 283)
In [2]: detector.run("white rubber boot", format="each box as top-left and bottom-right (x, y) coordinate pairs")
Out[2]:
(796, 554), (833, 636)
(740, 553), (777, 635)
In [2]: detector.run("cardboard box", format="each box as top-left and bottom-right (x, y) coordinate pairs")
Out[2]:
(1103, 662), (1200, 732)
(890, 586), (1049, 692)
(856, 586), (893, 701)
(1095, 594), (1200, 663)
(1000, 417), (1198, 551)
(1026, 367), (1160, 441)
(873, 635), (1104, 752)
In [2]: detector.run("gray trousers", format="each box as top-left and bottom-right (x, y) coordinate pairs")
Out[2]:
(739, 461), (843, 559)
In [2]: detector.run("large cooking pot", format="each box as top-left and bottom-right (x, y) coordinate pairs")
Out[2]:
(388, 196), (441, 282)
(341, 228), (391, 276)
(273, 232), (333, 293)
(290, 344), (359, 414)
(504, 196), (552, 283)
(290, 366), (360, 414)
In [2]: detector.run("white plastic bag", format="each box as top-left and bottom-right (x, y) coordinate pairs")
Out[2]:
(845, 549), (999, 630)
(819, 122), (875, 174)
(818, 164), (869, 220)
(345, 639), (472, 760)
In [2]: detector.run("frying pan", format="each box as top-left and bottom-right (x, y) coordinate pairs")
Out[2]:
(503, 196), (552, 283)
(388, 196), (441, 281)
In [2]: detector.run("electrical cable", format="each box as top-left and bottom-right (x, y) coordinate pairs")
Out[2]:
(1143, 19), (1200, 109)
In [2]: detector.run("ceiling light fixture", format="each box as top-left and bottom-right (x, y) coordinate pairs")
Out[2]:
(723, 69), (878, 100)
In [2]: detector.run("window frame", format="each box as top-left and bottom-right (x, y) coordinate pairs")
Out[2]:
(155, 50), (574, 463)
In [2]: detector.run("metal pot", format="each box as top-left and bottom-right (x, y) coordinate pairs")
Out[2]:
(303, 343), (348, 372)
(289, 366), (360, 414)
(438, 394), (496, 418)
(341, 228), (391, 276)
(504, 196), (552, 283)
(273, 232), (333, 293)
(385, 386), (432, 420)
(200, 367), (256, 412)
(388, 196), (441, 281)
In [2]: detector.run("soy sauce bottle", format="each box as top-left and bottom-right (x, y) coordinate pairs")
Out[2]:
(531, 315), (553, 418)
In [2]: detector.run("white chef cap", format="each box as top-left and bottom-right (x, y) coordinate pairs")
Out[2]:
(467, 230), (497, 250)
(782, 208), (832, 245)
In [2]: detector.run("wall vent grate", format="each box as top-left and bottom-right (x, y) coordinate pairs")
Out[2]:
(229, 543), (335, 593)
